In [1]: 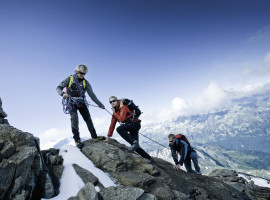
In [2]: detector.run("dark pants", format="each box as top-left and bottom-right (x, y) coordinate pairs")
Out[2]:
(184, 151), (201, 174)
(70, 104), (97, 142)
(116, 122), (151, 160)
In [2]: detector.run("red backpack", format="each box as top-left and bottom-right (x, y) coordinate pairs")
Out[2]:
(176, 134), (190, 146)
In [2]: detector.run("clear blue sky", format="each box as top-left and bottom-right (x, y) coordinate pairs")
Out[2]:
(1, 0), (270, 142)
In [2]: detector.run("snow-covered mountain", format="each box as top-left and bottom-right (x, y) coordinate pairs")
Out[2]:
(138, 90), (270, 179)
(140, 89), (270, 152)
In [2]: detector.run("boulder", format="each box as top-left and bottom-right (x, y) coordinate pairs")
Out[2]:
(73, 164), (99, 186)
(68, 183), (98, 200)
(99, 186), (157, 200)
(209, 168), (270, 200)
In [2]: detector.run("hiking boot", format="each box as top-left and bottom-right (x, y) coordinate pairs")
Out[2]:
(96, 136), (106, 140)
(75, 140), (84, 149)
(128, 141), (140, 152)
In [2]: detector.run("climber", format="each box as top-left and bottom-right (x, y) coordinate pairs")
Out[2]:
(0, 97), (9, 125)
(168, 134), (201, 174)
(105, 96), (153, 162)
(56, 64), (105, 149)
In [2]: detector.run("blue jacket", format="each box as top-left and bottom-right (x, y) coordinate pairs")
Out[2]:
(169, 138), (194, 166)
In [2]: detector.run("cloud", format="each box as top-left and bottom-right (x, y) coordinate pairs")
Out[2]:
(39, 128), (70, 146)
(264, 51), (270, 63)
(145, 80), (270, 124)
(149, 81), (230, 122)
(247, 26), (270, 43)
(243, 51), (270, 76)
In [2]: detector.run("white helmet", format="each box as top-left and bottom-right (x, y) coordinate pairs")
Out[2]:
(75, 64), (88, 74)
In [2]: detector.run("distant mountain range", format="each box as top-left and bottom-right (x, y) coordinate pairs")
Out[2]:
(139, 89), (270, 178)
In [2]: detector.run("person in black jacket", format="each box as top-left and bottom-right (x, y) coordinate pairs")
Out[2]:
(56, 64), (105, 149)
(168, 134), (201, 174)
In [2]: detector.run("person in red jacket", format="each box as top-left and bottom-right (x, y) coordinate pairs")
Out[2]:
(105, 96), (153, 161)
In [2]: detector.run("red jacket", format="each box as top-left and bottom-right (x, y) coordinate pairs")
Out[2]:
(107, 100), (140, 137)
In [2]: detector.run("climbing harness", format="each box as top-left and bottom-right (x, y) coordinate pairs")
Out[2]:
(62, 74), (89, 114)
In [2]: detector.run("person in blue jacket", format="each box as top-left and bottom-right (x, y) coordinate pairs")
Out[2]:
(168, 134), (201, 174)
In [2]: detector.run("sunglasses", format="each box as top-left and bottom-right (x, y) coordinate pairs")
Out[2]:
(109, 100), (117, 104)
(169, 139), (174, 143)
(79, 72), (86, 75)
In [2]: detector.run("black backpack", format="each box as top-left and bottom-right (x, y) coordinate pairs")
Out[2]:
(122, 99), (142, 119)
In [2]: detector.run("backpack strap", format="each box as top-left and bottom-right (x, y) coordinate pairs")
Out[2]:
(68, 75), (74, 88)
(68, 75), (86, 89)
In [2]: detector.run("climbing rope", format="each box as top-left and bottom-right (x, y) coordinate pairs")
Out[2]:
(96, 106), (170, 150)
(62, 78), (169, 151)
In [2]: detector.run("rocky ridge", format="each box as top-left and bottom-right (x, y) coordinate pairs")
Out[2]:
(1, 124), (270, 200)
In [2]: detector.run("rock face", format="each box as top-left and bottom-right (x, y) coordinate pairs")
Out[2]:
(0, 97), (9, 125)
(209, 169), (270, 200)
(80, 139), (251, 200)
(1, 125), (269, 200)
(0, 125), (63, 200)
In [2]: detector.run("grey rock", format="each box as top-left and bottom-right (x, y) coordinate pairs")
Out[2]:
(0, 160), (16, 199)
(209, 169), (270, 200)
(137, 193), (158, 200)
(1, 140), (15, 159)
(0, 125), (64, 199)
(209, 169), (237, 177)
(69, 183), (98, 200)
(99, 186), (145, 200)
(0, 97), (7, 118)
(73, 164), (99, 185)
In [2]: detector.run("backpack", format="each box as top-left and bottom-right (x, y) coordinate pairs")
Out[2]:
(176, 134), (190, 146)
(122, 99), (142, 119)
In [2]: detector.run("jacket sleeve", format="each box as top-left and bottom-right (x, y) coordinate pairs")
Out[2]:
(113, 105), (130, 123)
(179, 140), (188, 166)
(169, 144), (179, 165)
(107, 116), (117, 137)
(85, 80), (103, 107)
(56, 76), (70, 96)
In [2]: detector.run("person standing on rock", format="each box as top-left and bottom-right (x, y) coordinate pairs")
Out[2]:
(0, 97), (9, 125)
(56, 64), (105, 149)
(168, 134), (201, 174)
(105, 96), (153, 162)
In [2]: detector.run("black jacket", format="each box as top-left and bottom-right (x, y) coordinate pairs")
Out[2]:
(169, 138), (194, 166)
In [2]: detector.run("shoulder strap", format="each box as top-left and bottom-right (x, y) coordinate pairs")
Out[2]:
(68, 75), (74, 88)
(68, 75), (86, 89)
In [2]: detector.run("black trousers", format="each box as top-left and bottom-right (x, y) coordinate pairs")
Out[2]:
(70, 104), (97, 142)
(116, 121), (151, 160)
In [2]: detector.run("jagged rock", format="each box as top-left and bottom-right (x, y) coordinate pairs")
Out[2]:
(0, 125), (42, 199)
(0, 125), (64, 200)
(99, 186), (156, 200)
(73, 164), (99, 186)
(39, 148), (64, 197)
(81, 139), (251, 200)
(68, 182), (98, 200)
(209, 168), (270, 200)
(0, 97), (9, 125)
(1, 140), (15, 159)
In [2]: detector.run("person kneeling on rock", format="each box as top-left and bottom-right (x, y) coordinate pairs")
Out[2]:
(105, 96), (153, 162)
(168, 134), (201, 174)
